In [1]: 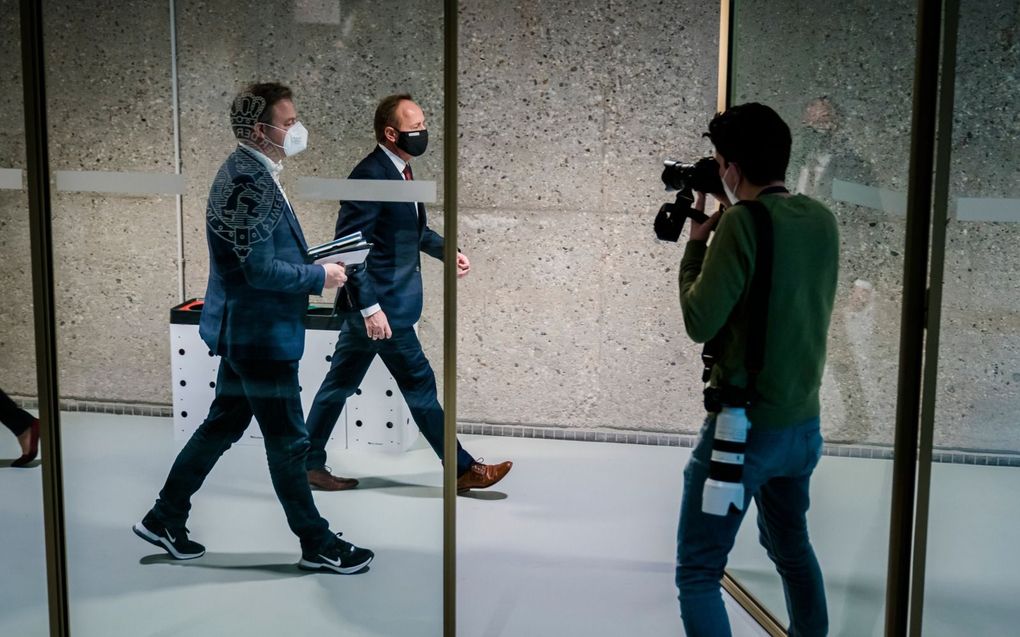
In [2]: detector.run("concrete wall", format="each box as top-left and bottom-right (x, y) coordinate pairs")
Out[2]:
(934, 0), (1020, 452)
(732, 0), (1020, 452)
(0, 0), (1017, 453)
(732, 0), (918, 449)
(454, 0), (719, 433)
(0, 0), (36, 398)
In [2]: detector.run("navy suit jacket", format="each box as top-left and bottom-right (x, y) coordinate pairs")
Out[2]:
(199, 145), (325, 360)
(335, 146), (445, 328)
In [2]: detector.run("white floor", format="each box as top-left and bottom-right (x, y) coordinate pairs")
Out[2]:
(727, 454), (1020, 637)
(6, 413), (1017, 636)
(0, 413), (766, 637)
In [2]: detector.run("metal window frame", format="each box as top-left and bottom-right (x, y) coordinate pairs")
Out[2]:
(909, 0), (961, 634)
(884, 0), (944, 634)
(442, 0), (459, 635)
(20, 0), (70, 635)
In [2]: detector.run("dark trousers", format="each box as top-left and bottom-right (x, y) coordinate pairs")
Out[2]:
(0, 388), (35, 437)
(305, 317), (475, 475)
(151, 358), (331, 553)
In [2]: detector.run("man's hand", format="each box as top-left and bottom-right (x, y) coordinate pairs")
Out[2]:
(689, 191), (723, 242)
(713, 191), (733, 209)
(322, 263), (347, 289)
(456, 252), (471, 278)
(364, 309), (392, 340)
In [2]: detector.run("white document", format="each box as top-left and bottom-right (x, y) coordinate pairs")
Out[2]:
(313, 247), (370, 266)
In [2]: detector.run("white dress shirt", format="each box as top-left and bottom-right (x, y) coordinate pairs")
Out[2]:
(240, 143), (291, 209)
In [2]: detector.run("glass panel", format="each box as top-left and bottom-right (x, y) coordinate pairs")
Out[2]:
(725, 1), (918, 632)
(1, 2), (48, 634)
(45, 1), (444, 634)
(922, 1), (1020, 634)
(455, 2), (749, 636)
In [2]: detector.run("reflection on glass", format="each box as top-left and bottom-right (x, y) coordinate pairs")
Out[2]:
(725, 1), (917, 633)
(0, 3), (48, 635)
(42, 1), (446, 635)
(922, 1), (1020, 634)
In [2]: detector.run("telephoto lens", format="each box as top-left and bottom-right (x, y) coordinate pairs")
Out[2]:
(701, 406), (750, 516)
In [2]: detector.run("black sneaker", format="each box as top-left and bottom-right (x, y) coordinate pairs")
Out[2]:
(132, 513), (206, 560)
(299, 533), (374, 574)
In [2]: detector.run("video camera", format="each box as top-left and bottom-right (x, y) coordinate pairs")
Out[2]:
(653, 156), (725, 242)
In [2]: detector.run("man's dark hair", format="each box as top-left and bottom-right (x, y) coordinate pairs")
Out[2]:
(705, 103), (791, 185)
(230, 82), (293, 141)
(374, 93), (413, 143)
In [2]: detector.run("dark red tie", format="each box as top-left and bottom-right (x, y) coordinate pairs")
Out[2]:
(402, 164), (413, 181)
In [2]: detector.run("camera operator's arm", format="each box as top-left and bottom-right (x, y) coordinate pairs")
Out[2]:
(678, 203), (754, 343)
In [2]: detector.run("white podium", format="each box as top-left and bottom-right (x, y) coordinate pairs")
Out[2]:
(169, 299), (418, 452)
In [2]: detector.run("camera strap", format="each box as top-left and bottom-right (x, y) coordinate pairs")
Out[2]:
(700, 188), (783, 406)
(742, 197), (775, 401)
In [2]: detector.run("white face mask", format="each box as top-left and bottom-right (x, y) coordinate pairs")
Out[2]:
(263, 121), (309, 157)
(721, 163), (740, 204)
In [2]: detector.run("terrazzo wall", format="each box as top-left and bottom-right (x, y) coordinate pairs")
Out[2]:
(0, 0), (1016, 453)
(0, 0), (35, 397)
(732, 0), (1020, 452)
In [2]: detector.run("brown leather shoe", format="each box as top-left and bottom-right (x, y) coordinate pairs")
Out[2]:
(307, 467), (359, 491)
(456, 460), (512, 493)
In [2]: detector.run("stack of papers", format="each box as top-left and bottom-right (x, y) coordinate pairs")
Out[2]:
(307, 231), (372, 266)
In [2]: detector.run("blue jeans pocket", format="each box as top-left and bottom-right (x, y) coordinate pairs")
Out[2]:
(801, 428), (824, 474)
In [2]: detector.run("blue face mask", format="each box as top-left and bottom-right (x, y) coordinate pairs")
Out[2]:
(395, 128), (428, 157)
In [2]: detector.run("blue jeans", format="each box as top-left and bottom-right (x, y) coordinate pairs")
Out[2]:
(676, 413), (828, 637)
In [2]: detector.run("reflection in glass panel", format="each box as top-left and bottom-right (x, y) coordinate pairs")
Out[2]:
(45, 1), (443, 634)
(0, 2), (48, 636)
(725, 1), (917, 633)
(922, 1), (1020, 634)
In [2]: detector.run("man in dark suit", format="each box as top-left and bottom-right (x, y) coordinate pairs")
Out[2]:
(134, 83), (374, 574)
(304, 94), (512, 493)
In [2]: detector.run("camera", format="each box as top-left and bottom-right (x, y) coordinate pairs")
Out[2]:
(653, 156), (724, 242)
(661, 157), (724, 194)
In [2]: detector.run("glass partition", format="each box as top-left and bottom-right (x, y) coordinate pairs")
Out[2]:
(0, 3), (48, 635)
(921, 1), (1020, 634)
(13, 1), (1016, 635)
(726, 1), (918, 632)
(42, 1), (445, 634)
(455, 2), (730, 635)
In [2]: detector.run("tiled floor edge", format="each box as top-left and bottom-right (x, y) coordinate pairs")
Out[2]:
(457, 422), (1020, 468)
(8, 397), (1018, 467)
(10, 395), (173, 418)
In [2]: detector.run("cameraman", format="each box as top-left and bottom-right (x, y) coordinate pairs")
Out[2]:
(674, 103), (838, 637)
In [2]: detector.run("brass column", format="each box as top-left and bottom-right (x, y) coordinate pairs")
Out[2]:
(885, 0), (945, 634)
(442, 0), (459, 634)
(20, 0), (70, 635)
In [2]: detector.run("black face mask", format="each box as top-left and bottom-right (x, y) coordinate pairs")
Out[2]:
(395, 129), (428, 157)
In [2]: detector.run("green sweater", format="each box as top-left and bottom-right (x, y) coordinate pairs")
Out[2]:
(679, 193), (839, 427)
